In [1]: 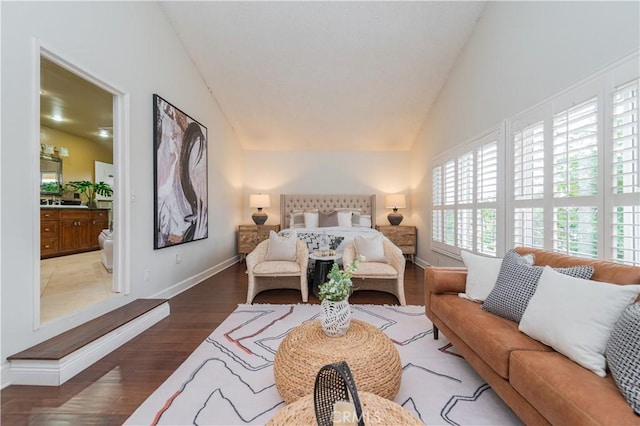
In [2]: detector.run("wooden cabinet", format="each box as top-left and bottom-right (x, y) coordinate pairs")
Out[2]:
(376, 225), (417, 261)
(41, 208), (110, 259)
(238, 224), (281, 259)
(40, 209), (60, 257)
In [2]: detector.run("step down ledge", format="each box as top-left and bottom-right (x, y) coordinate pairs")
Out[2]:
(9, 301), (170, 386)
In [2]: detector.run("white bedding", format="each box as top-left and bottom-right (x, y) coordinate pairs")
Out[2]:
(279, 226), (381, 256)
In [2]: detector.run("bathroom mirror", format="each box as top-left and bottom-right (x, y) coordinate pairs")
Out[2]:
(40, 155), (62, 194)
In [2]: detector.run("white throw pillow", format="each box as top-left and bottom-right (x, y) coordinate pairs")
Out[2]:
(358, 214), (372, 228)
(265, 231), (297, 261)
(459, 250), (534, 302)
(459, 250), (504, 302)
(519, 266), (640, 377)
(354, 234), (387, 263)
(337, 210), (353, 227)
(303, 211), (319, 229)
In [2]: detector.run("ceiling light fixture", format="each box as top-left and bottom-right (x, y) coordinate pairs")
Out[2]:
(98, 129), (110, 138)
(52, 114), (63, 122)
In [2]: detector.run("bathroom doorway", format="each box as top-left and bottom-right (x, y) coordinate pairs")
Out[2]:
(37, 51), (126, 325)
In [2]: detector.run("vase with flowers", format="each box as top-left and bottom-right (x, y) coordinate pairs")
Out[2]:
(318, 259), (359, 337)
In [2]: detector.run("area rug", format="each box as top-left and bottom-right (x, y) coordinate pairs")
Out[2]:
(125, 304), (522, 426)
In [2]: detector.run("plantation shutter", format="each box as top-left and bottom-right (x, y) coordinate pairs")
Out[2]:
(552, 97), (599, 258)
(457, 152), (474, 250)
(476, 141), (498, 255)
(432, 166), (443, 243)
(512, 120), (545, 248)
(611, 79), (640, 265)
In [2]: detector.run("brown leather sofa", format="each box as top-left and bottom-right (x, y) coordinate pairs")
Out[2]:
(425, 247), (640, 425)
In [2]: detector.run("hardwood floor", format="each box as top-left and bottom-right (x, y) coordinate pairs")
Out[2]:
(1, 261), (425, 425)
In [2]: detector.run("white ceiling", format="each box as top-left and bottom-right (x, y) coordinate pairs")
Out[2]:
(161, 1), (486, 151)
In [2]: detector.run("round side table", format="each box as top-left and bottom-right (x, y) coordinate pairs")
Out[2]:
(308, 254), (339, 298)
(273, 319), (402, 404)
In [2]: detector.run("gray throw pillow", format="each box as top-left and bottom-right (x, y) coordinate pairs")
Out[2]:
(605, 303), (640, 415)
(481, 249), (594, 322)
(319, 211), (339, 227)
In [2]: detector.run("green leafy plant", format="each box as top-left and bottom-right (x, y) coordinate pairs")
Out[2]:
(318, 259), (360, 302)
(64, 180), (113, 207)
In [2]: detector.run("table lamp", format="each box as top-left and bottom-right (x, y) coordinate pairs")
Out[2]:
(385, 194), (406, 226)
(249, 193), (270, 225)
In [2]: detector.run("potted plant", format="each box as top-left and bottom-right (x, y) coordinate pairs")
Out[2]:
(64, 180), (113, 208)
(318, 259), (359, 337)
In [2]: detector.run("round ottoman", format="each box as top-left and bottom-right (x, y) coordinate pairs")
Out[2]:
(266, 391), (423, 425)
(273, 319), (402, 403)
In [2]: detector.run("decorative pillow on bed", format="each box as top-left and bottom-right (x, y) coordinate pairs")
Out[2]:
(357, 214), (372, 228)
(350, 209), (361, 226)
(304, 210), (319, 228)
(318, 211), (339, 227)
(337, 210), (353, 227)
(354, 234), (387, 263)
(290, 210), (305, 228)
(605, 303), (640, 414)
(481, 249), (594, 322)
(265, 231), (297, 261)
(519, 267), (640, 377)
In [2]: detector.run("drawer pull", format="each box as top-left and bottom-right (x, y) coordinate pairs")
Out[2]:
(44, 245), (50, 249)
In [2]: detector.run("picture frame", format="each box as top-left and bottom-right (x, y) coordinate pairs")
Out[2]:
(153, 94), (208, 249)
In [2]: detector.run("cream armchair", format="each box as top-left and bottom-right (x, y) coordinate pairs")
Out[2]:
(246, 239), (309, 303)
(342, 238), (407, 305)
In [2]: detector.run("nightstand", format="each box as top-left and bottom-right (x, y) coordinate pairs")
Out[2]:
(376, 225), (417, 262)
(238, 224), (281, 261)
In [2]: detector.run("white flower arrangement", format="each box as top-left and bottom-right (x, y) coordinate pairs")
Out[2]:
(318, 258), (361, 302)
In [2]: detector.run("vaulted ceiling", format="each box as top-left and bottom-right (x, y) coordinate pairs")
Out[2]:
(161, 1), (486, 151)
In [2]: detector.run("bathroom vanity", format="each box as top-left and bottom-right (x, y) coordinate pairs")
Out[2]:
(40, 207), (109, 259)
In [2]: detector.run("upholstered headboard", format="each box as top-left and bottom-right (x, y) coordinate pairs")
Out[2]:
(280, 194), (376, 229)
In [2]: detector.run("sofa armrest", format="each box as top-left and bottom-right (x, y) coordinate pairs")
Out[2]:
(424, 267), (468, 321)
(425, 267), (468, 294)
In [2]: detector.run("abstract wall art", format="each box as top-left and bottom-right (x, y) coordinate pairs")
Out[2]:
(153, 94), (208, 249)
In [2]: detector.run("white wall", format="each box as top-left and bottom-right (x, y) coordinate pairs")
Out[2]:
(1, 2), (243, 367)
(243, 151), (412, 226)
(411, 1), (640, 267)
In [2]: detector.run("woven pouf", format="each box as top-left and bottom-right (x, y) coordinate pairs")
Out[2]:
(266, 391), (423, 425)
(273, 319), (402, 404)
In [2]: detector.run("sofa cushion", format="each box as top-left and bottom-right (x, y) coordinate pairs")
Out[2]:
(606, 303), (640, 414)
(482, 249), (594, 323)
(519, 267), (640, 377)
(431, 294), (551, 379)
(510, 350), (640, 425)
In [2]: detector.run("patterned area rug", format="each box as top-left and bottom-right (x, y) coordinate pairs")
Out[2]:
(125, 304), (522, 425)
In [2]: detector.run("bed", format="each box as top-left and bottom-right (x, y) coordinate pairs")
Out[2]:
(278, 193), (407, 304)
(279, 194), (380, 255)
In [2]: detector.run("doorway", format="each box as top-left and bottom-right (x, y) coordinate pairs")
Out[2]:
(37, 50), (127, 326)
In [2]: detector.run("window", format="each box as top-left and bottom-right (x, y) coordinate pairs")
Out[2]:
(505, 54), (639, 265)
(431, 126), (504, 257)
(431, 52), (638, 266)
(610, 78), (640, 265)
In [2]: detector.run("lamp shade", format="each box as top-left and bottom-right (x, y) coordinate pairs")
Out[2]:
(249, 193), (271, 209)
(385, 194), (406, 209)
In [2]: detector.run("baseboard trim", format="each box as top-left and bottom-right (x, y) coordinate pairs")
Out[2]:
(414, 257), (431, 269)
(8, 301), (170, 386)
(151, 255), (239, 300)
